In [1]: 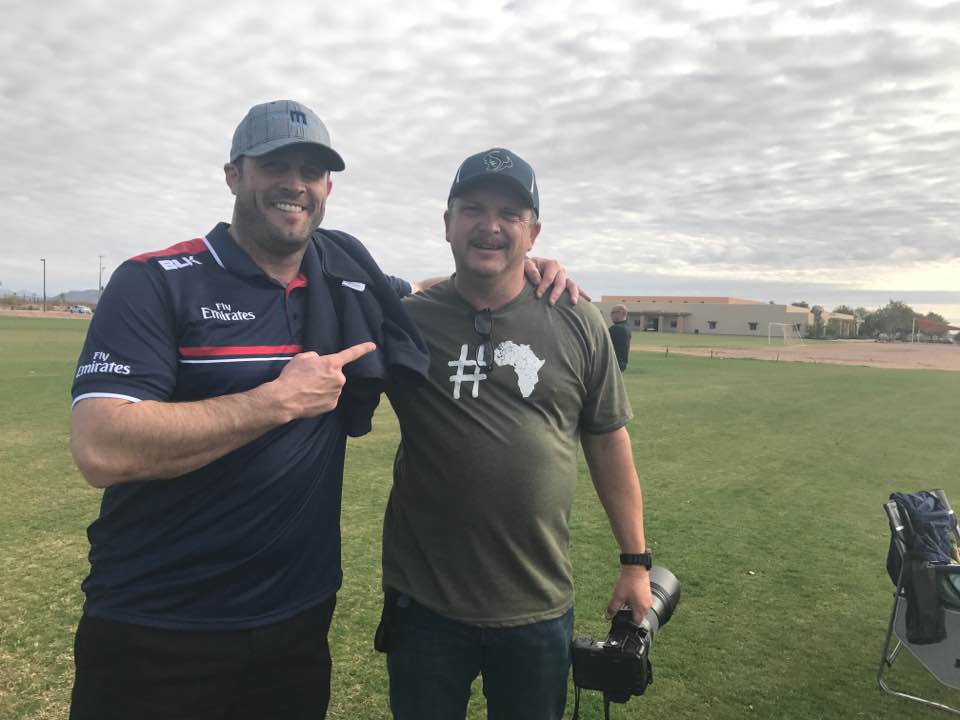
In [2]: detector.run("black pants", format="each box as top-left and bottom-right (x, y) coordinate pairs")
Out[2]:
(69, 596), (336, 720)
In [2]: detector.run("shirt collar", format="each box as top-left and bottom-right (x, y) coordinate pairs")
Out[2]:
(204, 222), (315, 287)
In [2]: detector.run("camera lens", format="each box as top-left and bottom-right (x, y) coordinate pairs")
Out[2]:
(642, 565), (681, 641)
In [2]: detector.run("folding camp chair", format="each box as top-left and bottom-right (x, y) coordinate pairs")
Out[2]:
(877, 489), (960, 715)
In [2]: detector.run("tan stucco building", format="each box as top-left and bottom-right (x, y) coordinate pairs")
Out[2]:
(596, 296), (855, 337)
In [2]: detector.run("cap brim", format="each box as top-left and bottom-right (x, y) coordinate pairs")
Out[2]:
(449, 175), (536, 215)
(233, 138), (346, 172)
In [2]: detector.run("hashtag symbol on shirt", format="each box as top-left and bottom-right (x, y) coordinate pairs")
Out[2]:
(448, 344), (488, 399)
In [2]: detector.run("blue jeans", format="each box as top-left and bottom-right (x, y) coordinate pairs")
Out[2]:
(386, 594), (573, 720)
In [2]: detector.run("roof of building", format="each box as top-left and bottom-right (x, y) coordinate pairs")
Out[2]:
(599, 295), (764, 305)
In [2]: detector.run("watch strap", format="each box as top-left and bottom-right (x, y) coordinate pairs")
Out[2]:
(619, 551), (652, 569)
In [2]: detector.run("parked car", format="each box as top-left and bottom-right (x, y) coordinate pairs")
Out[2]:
(69, 305), (93, 314)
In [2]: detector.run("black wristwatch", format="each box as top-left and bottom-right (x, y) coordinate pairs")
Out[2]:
(619, 551), (652, 569)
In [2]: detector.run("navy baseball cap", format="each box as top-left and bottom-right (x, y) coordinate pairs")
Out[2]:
(230, 100), (345, 171)
(448, 148), (539, 217)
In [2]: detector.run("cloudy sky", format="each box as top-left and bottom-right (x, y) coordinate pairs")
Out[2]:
(3, 0), (959, 321)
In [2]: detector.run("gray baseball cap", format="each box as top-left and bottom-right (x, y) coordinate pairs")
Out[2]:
(448, 148), (539, 217)
(230, 100), (345, 171)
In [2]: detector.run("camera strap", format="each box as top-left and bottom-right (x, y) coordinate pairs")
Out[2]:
(570, 687), (613, 720)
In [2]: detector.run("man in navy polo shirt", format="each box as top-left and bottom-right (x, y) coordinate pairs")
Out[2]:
(68, 100), (390, 720)
(68, 100), (577, 720)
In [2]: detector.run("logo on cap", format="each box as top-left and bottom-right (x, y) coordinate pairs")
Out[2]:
(482, 150), (514, 173)
(230, 100), (346, 171)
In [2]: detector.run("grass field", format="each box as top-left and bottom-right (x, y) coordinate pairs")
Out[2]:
(1, 315), (958, 719)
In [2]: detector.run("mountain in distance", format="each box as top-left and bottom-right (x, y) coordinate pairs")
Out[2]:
(62, 289), (100, 303)
(1, 288), (101, 303)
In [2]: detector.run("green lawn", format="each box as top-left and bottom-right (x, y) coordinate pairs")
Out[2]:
(1, 316), (958, 719)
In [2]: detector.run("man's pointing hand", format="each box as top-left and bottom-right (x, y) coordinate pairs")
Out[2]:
(264, 342), (377, 421)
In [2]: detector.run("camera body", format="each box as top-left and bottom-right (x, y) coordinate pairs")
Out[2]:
(571, 610), (653, 702)
(570, 565), (680, 704)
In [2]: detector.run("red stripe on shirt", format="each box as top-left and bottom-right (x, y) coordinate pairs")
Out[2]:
(131, 238), (209, 262)
(179, 345), (304, 357)
(286, 273), (308, 299)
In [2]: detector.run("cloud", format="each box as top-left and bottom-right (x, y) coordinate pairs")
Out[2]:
(1, 0), (957, 321)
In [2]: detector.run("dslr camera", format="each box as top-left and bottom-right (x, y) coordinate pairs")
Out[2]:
(571, 565), (680, 709)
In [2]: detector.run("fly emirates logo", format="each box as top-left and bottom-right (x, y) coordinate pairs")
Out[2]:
(201, 302), (257, 322)
(75, 351), (131, 378)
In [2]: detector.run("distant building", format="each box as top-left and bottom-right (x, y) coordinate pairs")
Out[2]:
(594, 296), (855, 337)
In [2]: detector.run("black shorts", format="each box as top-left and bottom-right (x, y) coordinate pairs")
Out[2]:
(69, 596), (336, 720)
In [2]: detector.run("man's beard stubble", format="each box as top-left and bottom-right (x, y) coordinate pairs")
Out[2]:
(232, 191), (326, 259)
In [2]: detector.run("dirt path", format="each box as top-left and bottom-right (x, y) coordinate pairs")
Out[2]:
(0, 309), (91, 320)
(635, 340), (960, 372)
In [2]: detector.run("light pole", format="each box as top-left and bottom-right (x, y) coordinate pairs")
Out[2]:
(40, 257), (46, 312)
(98, 254), (105, 301)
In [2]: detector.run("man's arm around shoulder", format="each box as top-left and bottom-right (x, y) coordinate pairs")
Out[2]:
(581, 426), (653, 624)
(71, 343), (375, 488)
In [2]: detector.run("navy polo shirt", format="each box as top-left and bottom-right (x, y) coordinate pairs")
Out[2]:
(71, 223), (350, 630)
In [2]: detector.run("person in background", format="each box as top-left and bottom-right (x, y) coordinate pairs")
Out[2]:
(608, 304), (632, 371)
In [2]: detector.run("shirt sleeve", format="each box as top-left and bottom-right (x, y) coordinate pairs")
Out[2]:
(71, 260), (179, 407)
(384, 274), (412, 299)
(578, 304), (634, 434)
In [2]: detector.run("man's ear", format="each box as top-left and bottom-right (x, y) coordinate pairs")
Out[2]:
(526, 219), (542, 251)
(443, 209), (451, 243)
(224, 162), (240, 195)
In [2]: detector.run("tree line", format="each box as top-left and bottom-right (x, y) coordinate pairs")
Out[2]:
(788, 299), (958, 341)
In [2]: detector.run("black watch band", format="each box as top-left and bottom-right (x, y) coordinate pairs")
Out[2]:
(619, 551), (652, 569)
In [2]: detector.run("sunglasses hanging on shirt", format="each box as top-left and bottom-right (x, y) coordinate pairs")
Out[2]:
(474, 308), (495, 372)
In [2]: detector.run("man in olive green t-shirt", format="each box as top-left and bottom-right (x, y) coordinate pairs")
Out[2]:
(382, 148), (652, 720)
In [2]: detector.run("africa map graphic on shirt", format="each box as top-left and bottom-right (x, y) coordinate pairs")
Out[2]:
(494, 341), (544, 397)
(447, 340), (545, 400)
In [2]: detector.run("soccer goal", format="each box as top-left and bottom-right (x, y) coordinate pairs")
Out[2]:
(768, 322), (805, 345)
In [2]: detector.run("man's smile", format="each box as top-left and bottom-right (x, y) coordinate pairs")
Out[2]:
(471, 239), (507, 250)
(272, 201), (308, 214)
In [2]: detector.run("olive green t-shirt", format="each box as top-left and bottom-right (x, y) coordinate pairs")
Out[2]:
(383, 280), (632, 626)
